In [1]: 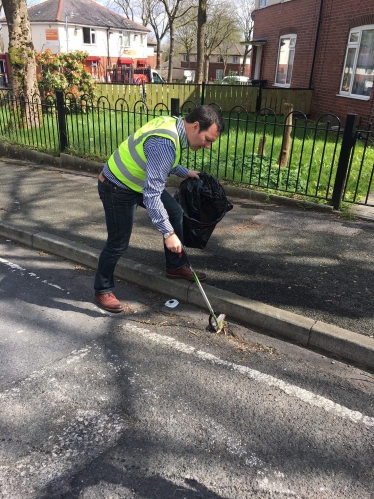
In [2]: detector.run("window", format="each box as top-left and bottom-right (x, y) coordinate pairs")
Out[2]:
(217, 56), (223, 63)
(233, 56), (239, 64)
(275, 34), (296, 86)
(182, 54), (187, 62)
(119, 32), (130, 47)
(83, 27), (95, 44)
(216, 69), (223, 80)
(340, 26), (374, 99)
(140, 35), (146, 45)
(260, 0), (268, 6)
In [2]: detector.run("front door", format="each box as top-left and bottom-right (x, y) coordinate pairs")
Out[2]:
(0, 60), (7, 87)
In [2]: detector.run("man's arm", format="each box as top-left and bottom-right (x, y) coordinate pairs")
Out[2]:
(143, 136), (179, 234)
(143, 137), (199, 253)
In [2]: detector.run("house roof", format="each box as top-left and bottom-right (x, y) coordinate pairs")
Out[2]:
(1, 0), (150, 32)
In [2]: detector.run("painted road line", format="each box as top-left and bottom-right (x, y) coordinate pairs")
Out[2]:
(124, 323), (374, 428)
(0, 257), (67, 292)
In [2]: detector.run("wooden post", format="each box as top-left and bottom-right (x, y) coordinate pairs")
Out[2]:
(278, 102), (293, 167)
(257, 135), (266, 156)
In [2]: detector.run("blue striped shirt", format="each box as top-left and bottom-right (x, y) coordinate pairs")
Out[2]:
(102, 117), (189, 233)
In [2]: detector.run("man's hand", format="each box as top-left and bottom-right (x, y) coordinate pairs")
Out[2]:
(164, 233), (182, 254)
(187, 170), (200, 179)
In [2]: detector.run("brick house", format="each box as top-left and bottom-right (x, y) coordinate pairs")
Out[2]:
(180, 43), (251, 81)
(0, 0), (150, 85)
(250, 0), (374, 124)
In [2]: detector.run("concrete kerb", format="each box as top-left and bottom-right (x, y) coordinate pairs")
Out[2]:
(1, 220), (374, 370)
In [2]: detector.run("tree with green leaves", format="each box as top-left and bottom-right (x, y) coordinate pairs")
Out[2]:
(35, 50), (96, 101)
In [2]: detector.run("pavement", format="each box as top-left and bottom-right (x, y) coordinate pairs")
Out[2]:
(0, 152), (373, 370)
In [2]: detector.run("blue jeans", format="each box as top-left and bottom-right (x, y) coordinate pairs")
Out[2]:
(94, 176), (186, 293)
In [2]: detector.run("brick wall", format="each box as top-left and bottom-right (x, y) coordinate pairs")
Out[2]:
(252, 0), (374, 125)
(311, 1), (374, 125)
(252, 0), (321, 88)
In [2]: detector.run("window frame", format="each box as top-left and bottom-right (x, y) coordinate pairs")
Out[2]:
(339, 25), (374, 100)
(233, 56), (239, 64)
(83, 27), (96, 45)
(216, 69), (223, 80)
(119, 31), (130, 47)
(259, 0), (268, 7)
(274, 33), (297, 87)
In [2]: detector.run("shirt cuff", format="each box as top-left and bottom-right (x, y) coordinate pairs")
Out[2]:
(171, 165), (189, 178)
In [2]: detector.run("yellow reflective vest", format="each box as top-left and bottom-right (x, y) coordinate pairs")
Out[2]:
(107, 116), (181, 192)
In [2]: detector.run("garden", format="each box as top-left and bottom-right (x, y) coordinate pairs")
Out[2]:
(0, 79), (372, 207)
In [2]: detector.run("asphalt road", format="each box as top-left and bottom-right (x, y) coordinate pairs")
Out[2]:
(1, 238), (374, 499)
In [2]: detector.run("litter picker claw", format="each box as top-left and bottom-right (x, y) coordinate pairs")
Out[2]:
(181, 246), (226, 333)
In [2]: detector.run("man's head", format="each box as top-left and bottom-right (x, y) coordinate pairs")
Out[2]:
(184, 105), (224, 152)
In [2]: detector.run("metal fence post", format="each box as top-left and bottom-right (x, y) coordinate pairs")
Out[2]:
(171, 98), (180, 117)
(331, 113), (357, 210)
(55, 90), (68, 152)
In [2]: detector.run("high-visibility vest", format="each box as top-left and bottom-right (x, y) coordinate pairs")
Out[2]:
(107, 116), (181, 192)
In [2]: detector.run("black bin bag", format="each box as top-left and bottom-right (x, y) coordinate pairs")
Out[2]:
(175, 172), (233, 249)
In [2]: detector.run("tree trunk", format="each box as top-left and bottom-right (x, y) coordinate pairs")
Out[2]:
(194, 0), (206, 83)
(167, 25), (174, 83)
(203, 56), (209, 82)
(2, 0), (40, 127)
(278, 103), (294, 167)
(241, 45), (252, 76)
(156, 37), (161, 70)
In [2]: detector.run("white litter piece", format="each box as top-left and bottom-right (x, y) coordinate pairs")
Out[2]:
(165, 299), (179, 308)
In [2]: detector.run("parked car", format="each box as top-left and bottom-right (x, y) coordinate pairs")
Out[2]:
(221, 76), (250, 84)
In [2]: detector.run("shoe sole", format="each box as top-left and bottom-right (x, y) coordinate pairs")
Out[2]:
(94, 298), (124, 313)
(166, 274), (206, 282)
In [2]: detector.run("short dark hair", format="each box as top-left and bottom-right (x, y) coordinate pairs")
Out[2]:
(185, 105), (224, 133)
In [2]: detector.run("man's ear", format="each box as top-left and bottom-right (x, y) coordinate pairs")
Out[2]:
(193, 121), (200, 132)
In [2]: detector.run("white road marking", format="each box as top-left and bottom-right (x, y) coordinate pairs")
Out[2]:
(124, 323), (374, 428)
(0, 257), (65, 291)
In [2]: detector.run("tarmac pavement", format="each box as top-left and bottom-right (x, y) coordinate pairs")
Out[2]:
(0, 156), (373, 370)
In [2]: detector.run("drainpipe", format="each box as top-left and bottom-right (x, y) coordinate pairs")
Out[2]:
(107, 28), (110, 74)
(309, 0), (324, 89)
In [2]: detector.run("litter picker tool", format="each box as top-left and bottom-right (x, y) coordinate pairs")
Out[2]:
(181, 245), (226, 333)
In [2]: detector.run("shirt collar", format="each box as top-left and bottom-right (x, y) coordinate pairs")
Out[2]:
(176, 118), (188, 149)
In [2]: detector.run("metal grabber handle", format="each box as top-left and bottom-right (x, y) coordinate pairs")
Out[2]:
(180, 245), (220, 329)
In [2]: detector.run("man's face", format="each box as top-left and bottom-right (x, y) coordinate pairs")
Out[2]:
(187, 122), (220, 152)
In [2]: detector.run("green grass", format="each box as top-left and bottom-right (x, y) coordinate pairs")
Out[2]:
(0, 102), (372, 204)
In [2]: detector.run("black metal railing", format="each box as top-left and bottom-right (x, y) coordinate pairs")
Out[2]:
(0, 90), (372, 210)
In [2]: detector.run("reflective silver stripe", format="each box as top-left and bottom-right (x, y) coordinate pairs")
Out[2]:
(128, 128), (179, 171)
(112, 150), (144, 187)
(132, 127), (178, 147)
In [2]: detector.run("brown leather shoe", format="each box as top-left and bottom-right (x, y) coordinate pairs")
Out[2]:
(95, 292), (124, 313)
(166, 265), (207, 282)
